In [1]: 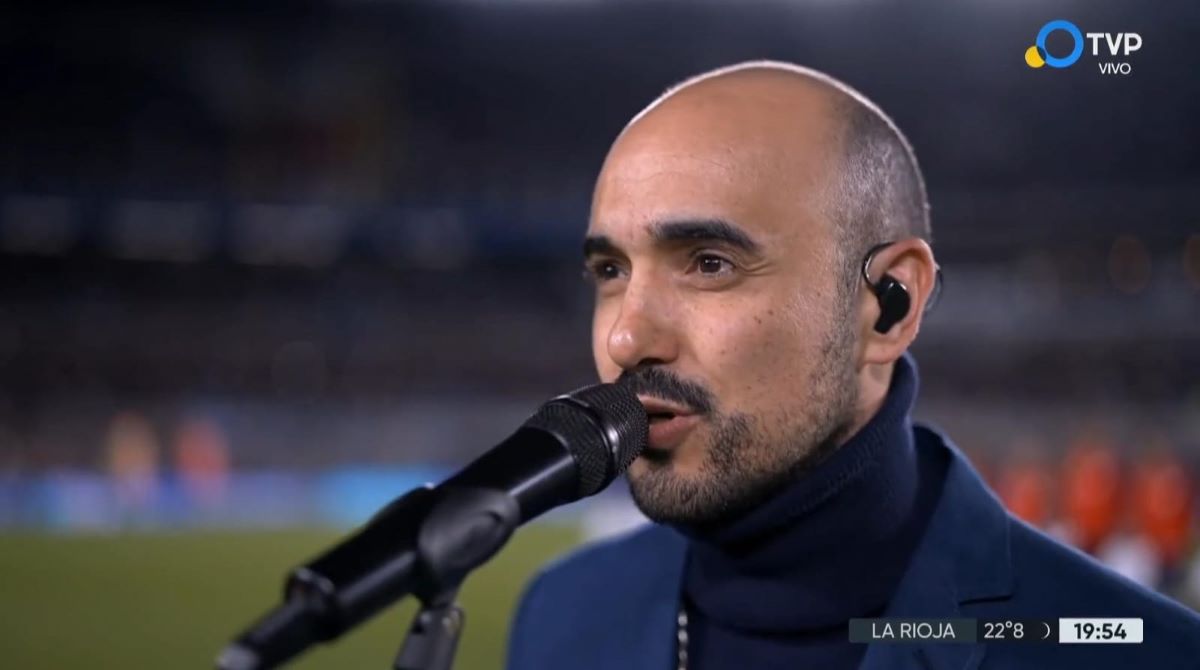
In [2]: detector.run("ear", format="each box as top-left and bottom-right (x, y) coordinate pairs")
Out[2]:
(858, 238), (938, 366)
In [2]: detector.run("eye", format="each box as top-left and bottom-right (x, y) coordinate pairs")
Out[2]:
(583, 259), (625, 283)
(691, 253), (735, 277)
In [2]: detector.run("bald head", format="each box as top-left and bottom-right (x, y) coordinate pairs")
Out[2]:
(613, 60), (931, 294)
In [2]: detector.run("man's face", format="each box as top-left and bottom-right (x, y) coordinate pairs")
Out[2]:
(585, 92), (862, 526)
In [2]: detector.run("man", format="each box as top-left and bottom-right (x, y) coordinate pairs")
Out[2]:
(506, 61), (1200, 669)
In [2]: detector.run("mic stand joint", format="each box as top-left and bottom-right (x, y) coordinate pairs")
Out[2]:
(393, 586), (464, 670)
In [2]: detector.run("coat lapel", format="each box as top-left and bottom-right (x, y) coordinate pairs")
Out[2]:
(600, 525), (689, 670)
(860, 426), (1015, 670)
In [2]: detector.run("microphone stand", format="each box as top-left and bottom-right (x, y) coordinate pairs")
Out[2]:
(218, 473), (541, 670)
(392, 586), (465, 670)
(389, 486), (523, 670)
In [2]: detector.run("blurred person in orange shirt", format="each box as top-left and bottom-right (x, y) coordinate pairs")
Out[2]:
(1130, 443), (1196, 593)
(1061, 432), (1123, 554)
(994, 437), (1055, 530)
(105, 410), (161, 525)
(173, 416), (231, 508)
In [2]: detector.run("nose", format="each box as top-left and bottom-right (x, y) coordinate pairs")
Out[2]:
(605, 283), (679, 371)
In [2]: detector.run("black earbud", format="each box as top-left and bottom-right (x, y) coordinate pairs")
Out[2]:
(871, 274), (911, 334)
(862, 241), (912, 334)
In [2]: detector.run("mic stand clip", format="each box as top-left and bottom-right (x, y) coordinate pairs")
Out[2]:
(391, 487), (522, 670)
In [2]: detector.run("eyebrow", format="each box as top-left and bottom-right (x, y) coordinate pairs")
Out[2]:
(582, 218), (763, 260)
(582, 235), (621, 260)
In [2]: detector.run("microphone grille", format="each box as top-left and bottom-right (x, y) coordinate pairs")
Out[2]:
(527, 383), (647, 498)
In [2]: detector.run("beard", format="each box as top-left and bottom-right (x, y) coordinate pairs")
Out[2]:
(620, 313), (860, 528)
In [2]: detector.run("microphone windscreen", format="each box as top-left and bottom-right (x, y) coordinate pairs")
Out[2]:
(527, 383), (647, 497)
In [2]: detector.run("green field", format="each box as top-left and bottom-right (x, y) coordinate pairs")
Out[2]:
(0, 526), (580, 669)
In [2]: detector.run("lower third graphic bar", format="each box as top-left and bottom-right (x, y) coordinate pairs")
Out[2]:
(849, 618), (977, 644)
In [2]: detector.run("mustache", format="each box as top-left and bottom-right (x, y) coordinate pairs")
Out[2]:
(615, 366), (716, 416)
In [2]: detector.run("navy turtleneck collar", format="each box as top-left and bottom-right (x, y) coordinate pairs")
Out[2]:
(679, 352), (936, 633)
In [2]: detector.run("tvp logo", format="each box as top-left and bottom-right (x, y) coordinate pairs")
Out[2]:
(1025, 19), (1142, 75)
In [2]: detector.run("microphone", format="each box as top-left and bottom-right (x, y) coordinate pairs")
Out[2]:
(217, 383), (647, 670)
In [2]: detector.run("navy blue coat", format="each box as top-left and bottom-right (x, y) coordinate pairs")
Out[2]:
(507, 425), (1200, 669)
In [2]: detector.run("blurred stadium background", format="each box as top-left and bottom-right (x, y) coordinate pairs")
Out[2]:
(1, 0), (1199, 667)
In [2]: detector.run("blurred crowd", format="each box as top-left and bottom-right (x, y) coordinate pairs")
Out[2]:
(975, 435), (1200, 608)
